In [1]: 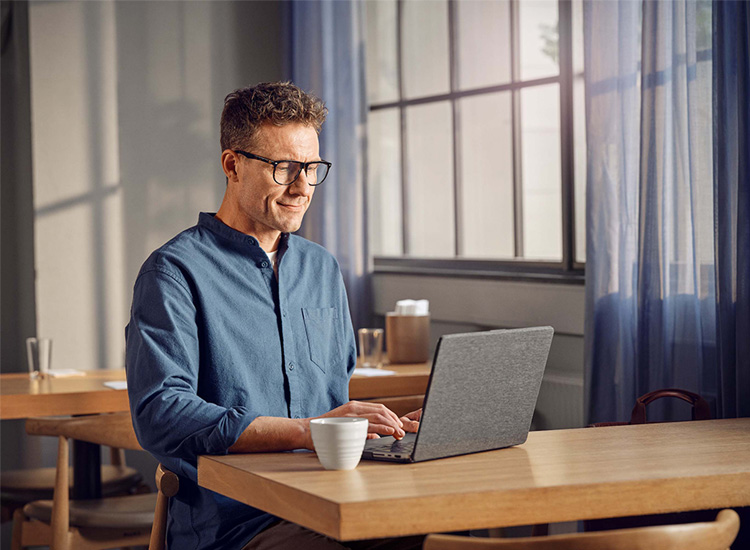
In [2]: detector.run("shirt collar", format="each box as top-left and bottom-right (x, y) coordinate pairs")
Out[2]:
(198, 212), (291, 254)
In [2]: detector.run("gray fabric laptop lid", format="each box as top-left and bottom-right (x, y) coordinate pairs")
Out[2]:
(411, 326), (553, 462)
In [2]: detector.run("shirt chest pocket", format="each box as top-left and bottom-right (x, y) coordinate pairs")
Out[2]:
(301, 307), (339, 373)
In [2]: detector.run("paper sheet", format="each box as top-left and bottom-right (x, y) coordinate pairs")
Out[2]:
(353, 367), (396, 377)
(103, 380), (128, 390)
(47, 369), (86, 378)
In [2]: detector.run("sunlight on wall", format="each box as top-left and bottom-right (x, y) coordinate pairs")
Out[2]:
(28, 0), (282, 371)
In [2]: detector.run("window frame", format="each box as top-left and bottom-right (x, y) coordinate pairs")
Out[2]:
(368, 0), (584, 283)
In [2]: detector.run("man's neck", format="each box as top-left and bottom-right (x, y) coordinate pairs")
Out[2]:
(215, 206), (280, 253)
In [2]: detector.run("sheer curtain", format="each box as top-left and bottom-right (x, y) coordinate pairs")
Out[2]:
(287, 0), (371, 331)
(583, 0), (749, 423)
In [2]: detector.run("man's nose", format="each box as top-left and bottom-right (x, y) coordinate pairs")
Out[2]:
(289, 169), (314, 196)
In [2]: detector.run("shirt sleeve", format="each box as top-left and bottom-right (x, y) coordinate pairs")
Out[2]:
(125, 267), (256, 463)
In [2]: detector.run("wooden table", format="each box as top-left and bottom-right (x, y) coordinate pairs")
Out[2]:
(0, 364), (430, 420)
(198, 418), (750, 541)
(0, 369), (129, 420)
(0, 364), (429, 498)
(349, 363), (431, 400)
(1, 369), (129, 499)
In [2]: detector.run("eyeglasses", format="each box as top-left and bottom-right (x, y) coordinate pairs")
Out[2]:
(234, 150), (332, 186)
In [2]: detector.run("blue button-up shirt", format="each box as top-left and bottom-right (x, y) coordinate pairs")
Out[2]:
(125, 212), (356, 549)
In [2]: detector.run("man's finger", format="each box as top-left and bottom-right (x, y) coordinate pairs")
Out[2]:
(401, 417), (420, 432)
(368, 422), (405, 439)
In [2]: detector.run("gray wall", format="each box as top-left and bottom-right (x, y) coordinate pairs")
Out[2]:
(373, 274), (585, 430)
(1, 1), (285, 544)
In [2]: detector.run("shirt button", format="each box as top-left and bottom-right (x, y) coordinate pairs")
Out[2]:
(288, 362), (294, 370)
(260, 260), (269, 268)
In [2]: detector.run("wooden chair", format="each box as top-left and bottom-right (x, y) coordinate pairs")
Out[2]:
(10, 412), (157, 550)
(1, 446), (147, 523)
(423, 509), (740, 550)
(148, 464), (180, 550)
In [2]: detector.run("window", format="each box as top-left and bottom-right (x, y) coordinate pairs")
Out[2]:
(365, 0), (586, 278)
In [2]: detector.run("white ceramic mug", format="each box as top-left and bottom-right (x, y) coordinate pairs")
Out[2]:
(310, 417), (368, 470)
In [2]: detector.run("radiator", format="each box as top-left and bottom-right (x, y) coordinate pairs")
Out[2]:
(532, 373), (584, 430)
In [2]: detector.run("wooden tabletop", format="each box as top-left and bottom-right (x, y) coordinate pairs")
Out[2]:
(0, 369), (129, 420)
(0, 364), (430, 420)
(349, 363), (431, 400)
(198, 418), (750, 541)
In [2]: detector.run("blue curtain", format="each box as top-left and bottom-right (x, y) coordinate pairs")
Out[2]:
(713, 0), (750, 418)
(287, 0), (371, 331)
(584, 0), (749, 423)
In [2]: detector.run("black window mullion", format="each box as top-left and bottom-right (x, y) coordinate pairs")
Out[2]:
(559, 0), (575, 271)
(510, 0), (524, 258)
(369, 75), (561, 111)
(449, 0), (462, 257)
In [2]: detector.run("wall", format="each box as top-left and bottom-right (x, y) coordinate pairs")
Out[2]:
(27, 0), (284, 374)
(373, 273), (585, 430)
(1, 1), (284, 544)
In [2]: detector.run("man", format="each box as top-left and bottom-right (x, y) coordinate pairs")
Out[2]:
(126, 82), (422, 549)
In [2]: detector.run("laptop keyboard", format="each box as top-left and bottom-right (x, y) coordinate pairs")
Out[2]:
(366, 438), (415, 454)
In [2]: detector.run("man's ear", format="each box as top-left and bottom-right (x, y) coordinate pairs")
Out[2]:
(221, 150), (239, 181)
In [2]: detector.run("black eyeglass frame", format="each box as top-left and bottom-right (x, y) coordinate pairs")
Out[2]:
(234, 150), (332, 186)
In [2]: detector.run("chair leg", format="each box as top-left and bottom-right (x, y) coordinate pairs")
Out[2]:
(109, 446), (126, 467)
(10, 508), (24, 550)
(51, 435), (72, 550)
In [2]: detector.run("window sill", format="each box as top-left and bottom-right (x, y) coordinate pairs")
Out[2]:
(373, 257), (585, 285)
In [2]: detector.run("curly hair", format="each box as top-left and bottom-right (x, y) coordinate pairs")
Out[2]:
(220, 82), (327, 152)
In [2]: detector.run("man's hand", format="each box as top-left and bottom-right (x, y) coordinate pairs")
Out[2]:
(309, 400), (406, 448)
(230, 403), (423, 453)
(400, 408), (422, 434)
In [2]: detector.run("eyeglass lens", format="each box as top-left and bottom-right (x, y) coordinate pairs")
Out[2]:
(274, 161), (329, 185)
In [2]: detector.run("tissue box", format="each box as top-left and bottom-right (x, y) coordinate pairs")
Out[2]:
(385, 312), (430, 364)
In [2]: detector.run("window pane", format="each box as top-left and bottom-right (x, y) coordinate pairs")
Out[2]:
(402, 0), (450, 99)
(365, 0), (399, 104)
(574, 75), (586, 263)
(405, 102), (455, 257)
(456, 0), (512, 90)
(519, 0), (559, 81)
(458, 93), (514, 258)
(368, 108), (403, 256)
(521, 84), (561, 260)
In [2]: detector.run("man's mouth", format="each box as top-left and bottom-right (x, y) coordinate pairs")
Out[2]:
(278, 202), (305, 210)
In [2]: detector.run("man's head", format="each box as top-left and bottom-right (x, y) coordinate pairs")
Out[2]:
(216, 82), (328, 251)
(220, 81), (327, 153)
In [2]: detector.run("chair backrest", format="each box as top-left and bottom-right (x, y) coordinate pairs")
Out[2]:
(423, 509), (740, 550)
(148, 464), (179, 550)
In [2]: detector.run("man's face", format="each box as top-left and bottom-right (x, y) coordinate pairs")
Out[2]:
(228, 122), (319, 241)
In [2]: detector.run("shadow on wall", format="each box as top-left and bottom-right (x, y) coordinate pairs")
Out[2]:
(115, 0), (286, 292)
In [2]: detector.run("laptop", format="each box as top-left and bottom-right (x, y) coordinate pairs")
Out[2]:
(361, 326), (554, 463)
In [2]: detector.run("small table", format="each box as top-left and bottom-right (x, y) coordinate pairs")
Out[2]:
(0, 369), (129, 420)
(198, 418), (750, 541)
(349, 363), (431, 400)
(1, 369), (129, 499)
(1, 365), (429, 499)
